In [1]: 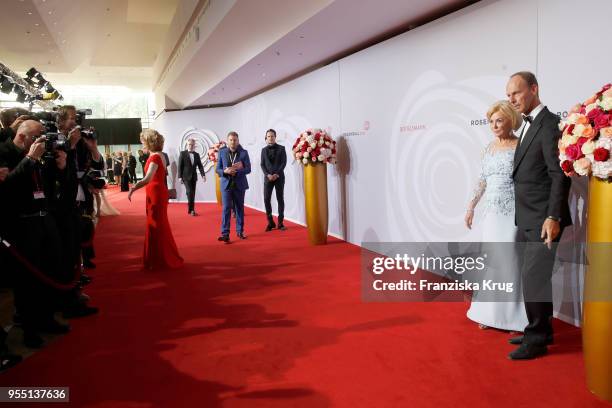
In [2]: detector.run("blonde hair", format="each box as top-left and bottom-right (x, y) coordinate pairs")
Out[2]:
(487, 100), (522, 131)
(141, 128), (164, 152)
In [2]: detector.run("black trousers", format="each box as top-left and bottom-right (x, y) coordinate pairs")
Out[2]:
(12, 214), (64, 326)
(516, 227), (563, 345)
(263, 178), (284, 223)
(128, 167), (137, 183)
(185, 177), (197, 213)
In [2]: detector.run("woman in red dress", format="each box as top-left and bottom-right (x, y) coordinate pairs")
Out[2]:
(128, 129), (183, 270)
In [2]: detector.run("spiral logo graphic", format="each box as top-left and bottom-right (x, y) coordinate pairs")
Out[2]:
(387, 70), (507, 241)
(179, 127), (220, 172)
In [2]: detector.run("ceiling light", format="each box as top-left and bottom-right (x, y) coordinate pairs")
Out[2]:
(27, 11), (32, 15)
(35, 23), (39, 26)
(48, 11), (52, 14)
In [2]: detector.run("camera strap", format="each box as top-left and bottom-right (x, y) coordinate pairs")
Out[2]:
(31, 166), (45, 200)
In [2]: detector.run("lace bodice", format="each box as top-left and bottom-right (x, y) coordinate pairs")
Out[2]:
(468, 143), (516, 216)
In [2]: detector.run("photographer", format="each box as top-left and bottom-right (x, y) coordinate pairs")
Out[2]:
(54, 105), (101, 317)
(0, 120), (71, 348)
(0, 108), (31, 144)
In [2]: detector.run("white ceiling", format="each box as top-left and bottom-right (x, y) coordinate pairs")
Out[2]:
(155, 0), (471, 110)
(1, 0), (473, 106)
(0, 0), (179, 90)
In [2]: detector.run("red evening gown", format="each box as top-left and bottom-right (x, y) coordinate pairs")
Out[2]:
(143, 153), (184, 270)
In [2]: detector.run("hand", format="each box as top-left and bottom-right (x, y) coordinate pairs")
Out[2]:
(273, 174), (279, 181)
(541, 218), (561, 249)
(224, 167), (236, 175)
(201, 174), (206, 182)
(67, 127), (81, 148)
(179, 178), (183, 184)
(267, 174), (274, 181)
(83, 133), (98, 151)
(127, 188), (134, 202)
(465, 209), (474, 229)
(27, 136), (46, 161)
(0, 167), (8, 183)
(55, 150), (67, 170)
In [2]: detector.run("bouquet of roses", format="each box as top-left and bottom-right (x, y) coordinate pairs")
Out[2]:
(207, 141), (227, 162)
(292, 128), (337, 165)
(558, 83), (612, 180)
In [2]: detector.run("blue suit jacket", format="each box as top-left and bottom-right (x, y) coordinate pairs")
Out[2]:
(216, 145), (251, 191)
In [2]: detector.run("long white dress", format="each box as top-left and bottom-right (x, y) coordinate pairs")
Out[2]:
(466, 142), (528, 331)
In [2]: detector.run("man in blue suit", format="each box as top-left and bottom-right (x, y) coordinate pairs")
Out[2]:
(216, 131), (251, 242)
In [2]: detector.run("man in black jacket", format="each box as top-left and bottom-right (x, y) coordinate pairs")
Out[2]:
(506, 72), (571, 360)
(128, 151), (137, 182)
(178, 138), (206, 215)
(260, 129), (287, 231)
(0, 120), (71, 347)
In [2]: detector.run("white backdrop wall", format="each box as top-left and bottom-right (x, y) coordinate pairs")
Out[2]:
(153, 0), (611, 325)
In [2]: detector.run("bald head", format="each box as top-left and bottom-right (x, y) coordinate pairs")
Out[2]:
(15, 120), (44, 150)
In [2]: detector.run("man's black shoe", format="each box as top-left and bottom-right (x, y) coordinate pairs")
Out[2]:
(508, 343), (548, 360)
(63, 304), (99, 319)
(35, 319), (70, 334)
(278, 224), (286, 231)
(218, 235), (230, 243)
(237, 233), (247, 239)
(83, 260), (96, 270)
(508, 335), (554, 345)
(23, 331), (44, 349)
(0, 353), (22, 371)
(80, 274), (93, 285)
(265, 223), (276, 232)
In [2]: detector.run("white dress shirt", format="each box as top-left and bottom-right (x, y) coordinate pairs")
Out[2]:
(519, 103), (545, 141)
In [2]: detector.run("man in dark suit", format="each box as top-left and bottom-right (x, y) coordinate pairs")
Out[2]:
(216, 131), (251, 242)
(178, 138), (206, 215)
(260, 129), (287, 231)
(507, 71), (571, 360)
(127, 151), (137, 183)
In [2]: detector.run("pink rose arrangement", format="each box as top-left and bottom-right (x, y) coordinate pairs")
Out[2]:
(207, 141), (227, 162)
(559, 83), (612, 180)
(292, 128), (337, 164)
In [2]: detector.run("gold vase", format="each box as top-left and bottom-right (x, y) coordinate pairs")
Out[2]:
(303, 162), (328, 245)
(214, 167), (222, 206)
(583, 176), (612, 402)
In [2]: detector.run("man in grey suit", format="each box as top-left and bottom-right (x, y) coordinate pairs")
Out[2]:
(178, 138), (206, 215)
(506, 71), (571, 360)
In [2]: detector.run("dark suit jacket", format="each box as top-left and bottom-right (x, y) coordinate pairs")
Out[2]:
(513, 107), (571, 230)
(260, 144), (287, 182)
(216, 145), (251, 191)
(178, 150), (205, 181)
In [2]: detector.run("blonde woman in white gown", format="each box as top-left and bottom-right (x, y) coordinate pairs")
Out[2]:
(465, 101), (528, 332)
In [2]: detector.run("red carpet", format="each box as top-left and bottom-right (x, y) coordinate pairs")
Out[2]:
(0, 186), (608, 407)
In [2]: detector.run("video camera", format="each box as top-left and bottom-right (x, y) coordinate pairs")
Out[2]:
(75, 109), (96, 140)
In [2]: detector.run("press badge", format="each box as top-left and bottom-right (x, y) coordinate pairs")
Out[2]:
(33, 191), (45, 200)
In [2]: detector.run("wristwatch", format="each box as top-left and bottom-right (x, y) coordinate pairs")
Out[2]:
(547, 215), (561, 222)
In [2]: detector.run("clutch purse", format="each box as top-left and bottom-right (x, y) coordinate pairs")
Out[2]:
(168, 188), (177, 200)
